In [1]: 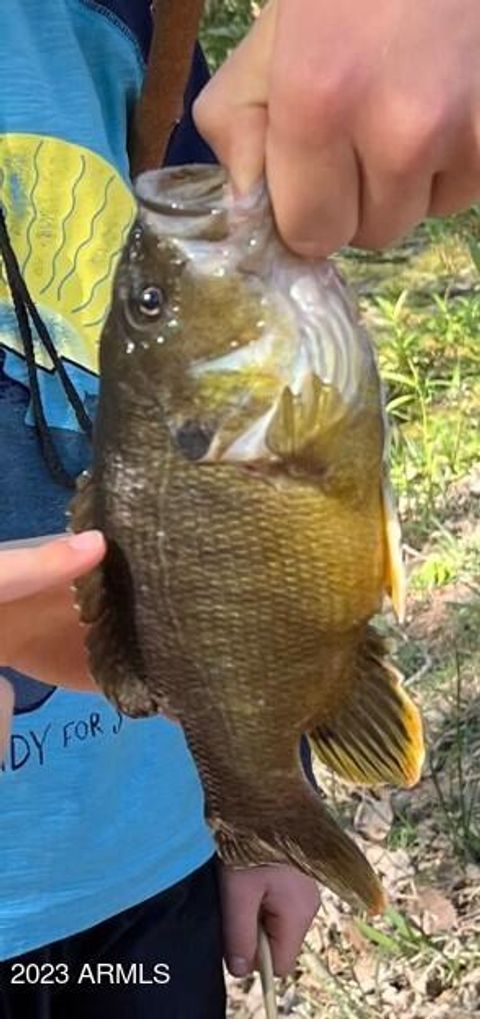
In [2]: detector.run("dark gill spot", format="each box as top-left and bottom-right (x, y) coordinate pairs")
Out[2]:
(175, 421), (213, 461)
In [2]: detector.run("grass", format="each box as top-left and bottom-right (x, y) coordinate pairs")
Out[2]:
(339, 224), (480, 545)
(428, 659), (480, 862)
(201, 8), (480, 1019)
(201, 1), (260, 69)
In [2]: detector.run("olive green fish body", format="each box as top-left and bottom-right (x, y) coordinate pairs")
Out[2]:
(72, 167), (424, 914)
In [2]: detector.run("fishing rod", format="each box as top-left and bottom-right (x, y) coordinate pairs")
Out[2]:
(131, 0), (206, 176)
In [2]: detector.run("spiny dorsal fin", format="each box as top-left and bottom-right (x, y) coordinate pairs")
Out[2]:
(308, 628), (424, 788)
(265, 375), (345, 468)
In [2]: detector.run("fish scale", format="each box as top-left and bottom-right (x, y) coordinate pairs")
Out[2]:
(71, 164), (424, 915)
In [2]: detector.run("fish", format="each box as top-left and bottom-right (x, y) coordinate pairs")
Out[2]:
(71, 164), (424, 914)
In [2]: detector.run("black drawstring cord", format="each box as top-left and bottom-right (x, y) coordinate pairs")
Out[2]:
(0, 206), (92, 489)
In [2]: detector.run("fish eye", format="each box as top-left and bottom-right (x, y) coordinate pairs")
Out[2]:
(138, 285), (165, 318)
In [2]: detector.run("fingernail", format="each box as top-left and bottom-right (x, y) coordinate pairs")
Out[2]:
(229, 957), (250, 977)
(66, 531), (104, 553)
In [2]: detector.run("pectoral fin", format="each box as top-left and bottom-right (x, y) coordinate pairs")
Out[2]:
(308, 628), (424, 788)
(382, 477), (406, 622)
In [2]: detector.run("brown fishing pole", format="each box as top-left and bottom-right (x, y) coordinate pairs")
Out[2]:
(130, 0), (206, 176)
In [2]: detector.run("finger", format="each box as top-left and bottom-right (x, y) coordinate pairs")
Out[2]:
(220, 869), (263, 976)
(262, 908), (306, 976)
(266, 134), (360, 256)
(263, 0), (361, 256)
(350, 90), (454, 249)
(427, 112), (480, 216)
(194, 79), (267, 193)
(193, 1), (276, 192)
(429, 167), (480, 217)
(262, 877), (319, 976)
(0, 677), (14, 758)
(352, 164), (432, 249)
(0, 531), (105, 603)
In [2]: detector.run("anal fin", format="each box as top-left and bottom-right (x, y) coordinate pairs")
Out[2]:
(309, 628), (424, 788)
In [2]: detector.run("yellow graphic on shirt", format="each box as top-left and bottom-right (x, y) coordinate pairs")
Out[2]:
(0, 133), (135, 374)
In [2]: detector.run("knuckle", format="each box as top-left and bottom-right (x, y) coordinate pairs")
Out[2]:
(379, 98), (445, 174)
(299, 894), (320, 926)
(274, 960), (294, 978)
(272, 70), (351, 142)
(274, 199), (356, 257)
(192, 86), (227, 147)
(191, 103), (214, 145)
(282, 879), (320, 927)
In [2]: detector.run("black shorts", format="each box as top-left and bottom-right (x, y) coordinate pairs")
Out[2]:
(0, 857), (226, 1019)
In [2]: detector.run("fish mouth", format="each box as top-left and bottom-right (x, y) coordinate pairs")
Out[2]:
(135, 164), (229, 240)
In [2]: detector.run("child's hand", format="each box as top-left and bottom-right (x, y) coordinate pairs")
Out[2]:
(220, 863), (319, 977)
(0, 532), (105, 694)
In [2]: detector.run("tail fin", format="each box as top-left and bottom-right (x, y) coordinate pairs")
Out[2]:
(209, 782), (385, 915)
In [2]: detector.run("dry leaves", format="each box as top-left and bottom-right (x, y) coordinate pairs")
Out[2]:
(354, 793), (394, 844)
(414, 887), (458, 935)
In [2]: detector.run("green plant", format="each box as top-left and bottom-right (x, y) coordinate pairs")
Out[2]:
(429, 659), (480, 861)
(201, 1), (259, 69)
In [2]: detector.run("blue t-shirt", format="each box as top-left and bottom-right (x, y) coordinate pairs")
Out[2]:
(0, 0), (216, 959)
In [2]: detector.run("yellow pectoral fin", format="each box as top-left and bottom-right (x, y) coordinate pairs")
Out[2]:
(382, 477), (406, 622)
(308, 628), (424, 789)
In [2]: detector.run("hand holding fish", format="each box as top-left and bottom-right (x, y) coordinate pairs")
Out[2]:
(221, 864), (319, 977)
(0, 532), (105, 695)
(194, 0), (480, 256)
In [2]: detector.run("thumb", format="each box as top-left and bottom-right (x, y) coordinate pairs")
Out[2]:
(193, 1), (277, 194)
(220, 867), (263, 977)
(0, 531), (105, 603)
